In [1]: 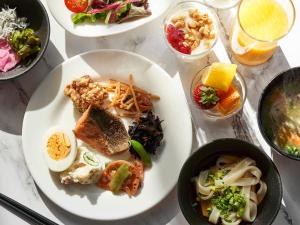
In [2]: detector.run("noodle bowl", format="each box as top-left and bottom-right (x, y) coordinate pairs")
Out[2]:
(194, 155), (267, 225)
(177, 139), (282, 225)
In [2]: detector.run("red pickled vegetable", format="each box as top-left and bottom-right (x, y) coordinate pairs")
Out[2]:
(166, 24), (191, 55)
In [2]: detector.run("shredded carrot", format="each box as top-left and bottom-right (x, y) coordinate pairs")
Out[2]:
(129, 74), (141, 114)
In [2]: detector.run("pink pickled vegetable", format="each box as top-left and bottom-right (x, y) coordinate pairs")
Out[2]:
(88, 2), (121, 14)
(0, 39), (20, 72)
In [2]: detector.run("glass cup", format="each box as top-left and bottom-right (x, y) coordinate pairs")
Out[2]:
(199, 0), (241, 10)
(163, 1), (219, 62)
(230, 0), (296, 66)
(190, 65), (246, 120)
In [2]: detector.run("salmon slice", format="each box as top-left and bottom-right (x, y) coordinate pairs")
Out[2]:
(74, 105), (130, 155)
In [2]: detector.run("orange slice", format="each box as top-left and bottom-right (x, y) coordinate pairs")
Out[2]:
(218, 85), (241, 115)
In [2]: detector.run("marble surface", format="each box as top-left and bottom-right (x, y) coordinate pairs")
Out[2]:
(0, 0), (299, 224)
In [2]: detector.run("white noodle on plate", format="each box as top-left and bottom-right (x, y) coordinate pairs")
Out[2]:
(193, 155), (267, 225)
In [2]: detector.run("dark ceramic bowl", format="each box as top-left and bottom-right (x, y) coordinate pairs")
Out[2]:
(258, 67), (300, 161)
(178, 138), (282, 225)
(0, 0), (50, 80)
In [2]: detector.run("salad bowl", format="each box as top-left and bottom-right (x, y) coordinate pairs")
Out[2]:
(47, 0), (173, 37)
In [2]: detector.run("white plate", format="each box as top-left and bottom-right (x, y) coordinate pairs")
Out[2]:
(47, 0), (173, 37)
(22, 50), (192, 220)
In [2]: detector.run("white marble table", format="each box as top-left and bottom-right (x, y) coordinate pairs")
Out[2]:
(0, 0), (299, 224)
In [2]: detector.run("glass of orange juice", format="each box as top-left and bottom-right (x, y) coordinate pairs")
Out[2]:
(230, 0), (295, 66)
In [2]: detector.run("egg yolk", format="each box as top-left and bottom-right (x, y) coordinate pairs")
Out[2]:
(47, 132), (71, 160)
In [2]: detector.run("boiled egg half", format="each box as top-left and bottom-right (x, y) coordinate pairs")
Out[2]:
(44, 126), (77, 172)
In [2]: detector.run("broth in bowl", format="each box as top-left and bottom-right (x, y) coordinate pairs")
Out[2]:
(259, 68), (300, 159)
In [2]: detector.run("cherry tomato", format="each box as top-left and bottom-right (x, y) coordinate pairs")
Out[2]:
(64, 0), (88, 13)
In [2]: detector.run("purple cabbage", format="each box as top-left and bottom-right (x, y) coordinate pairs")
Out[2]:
(91, 0), (107, 9)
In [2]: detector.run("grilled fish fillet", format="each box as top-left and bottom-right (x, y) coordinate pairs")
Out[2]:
(74, 106), (130, 155)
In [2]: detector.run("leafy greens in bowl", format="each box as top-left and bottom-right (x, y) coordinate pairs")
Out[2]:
(47, 0), (173, 37)
(65, 0), (151, 25)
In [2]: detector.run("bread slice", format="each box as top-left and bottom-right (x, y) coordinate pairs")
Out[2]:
(74, 106), (130, 155)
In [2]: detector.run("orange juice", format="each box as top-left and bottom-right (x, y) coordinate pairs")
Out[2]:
(231, 24), (278, 65)
(230, 0), (293, 66)
(239, 0), (288, 41)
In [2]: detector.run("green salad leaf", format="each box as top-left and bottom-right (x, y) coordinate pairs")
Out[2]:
(71, 1), (151, 25)
(72, 12), (107, 24)
(117, 3), (131, 18)
(118, 5), (151, 23)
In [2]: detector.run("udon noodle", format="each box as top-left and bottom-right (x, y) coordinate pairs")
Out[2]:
(193, 155), (267, 225)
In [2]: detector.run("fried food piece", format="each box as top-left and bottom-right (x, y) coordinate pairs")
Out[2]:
(64, 75), (160, 120)
(64, 75), (108, 112)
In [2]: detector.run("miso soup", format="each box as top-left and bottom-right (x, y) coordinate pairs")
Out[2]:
(261, 74), (300, 158)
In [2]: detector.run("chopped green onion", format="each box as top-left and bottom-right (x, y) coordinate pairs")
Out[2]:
(207, 207), (212, 215)
(237, 207), (245, 218)
(286, 145), (300, 157)
(210, 186), (246, 220)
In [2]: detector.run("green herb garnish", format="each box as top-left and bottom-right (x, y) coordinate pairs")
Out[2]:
(210, 186), (246, 220)
(286, 145), (300, 157)
(206, 169), (229, 184)
(9, 28), (41, 59)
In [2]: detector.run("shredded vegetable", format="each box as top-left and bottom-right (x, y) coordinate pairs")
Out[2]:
(0, 7), (27, 39)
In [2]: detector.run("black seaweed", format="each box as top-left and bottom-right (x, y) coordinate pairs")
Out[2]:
(129, 111), (164, 157)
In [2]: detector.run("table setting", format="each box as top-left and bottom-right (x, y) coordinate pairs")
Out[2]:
(0, 0), (299, 225)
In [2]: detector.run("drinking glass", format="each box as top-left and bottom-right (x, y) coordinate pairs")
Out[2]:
(230, 0), (295, 66)
(199, 0), (241, 9)
(190, 66), (246, 120)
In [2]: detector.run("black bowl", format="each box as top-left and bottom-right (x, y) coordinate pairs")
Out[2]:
(178, 138), (282, 225)
(0, 0), (50, 80)
(258, 67), (300, 161)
